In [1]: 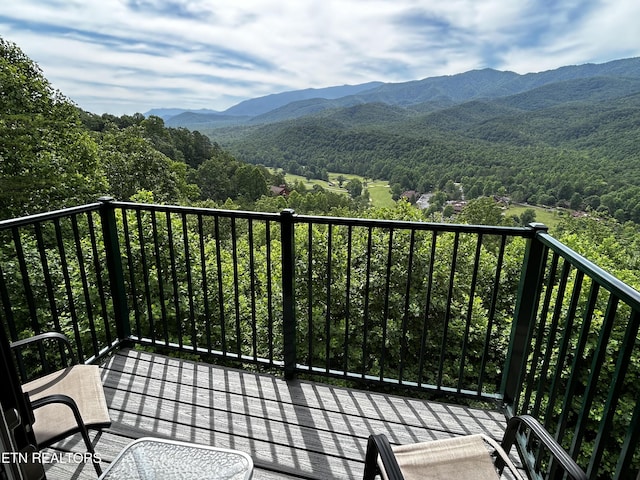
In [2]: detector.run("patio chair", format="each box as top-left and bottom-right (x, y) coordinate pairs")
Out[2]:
(11, 332), (111, 476)
(363, 414), (587, 480)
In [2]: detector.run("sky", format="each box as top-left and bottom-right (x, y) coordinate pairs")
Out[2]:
(2, 1), (640, 116)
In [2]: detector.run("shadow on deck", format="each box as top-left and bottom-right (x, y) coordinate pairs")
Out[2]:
(43, 349), (507, 479)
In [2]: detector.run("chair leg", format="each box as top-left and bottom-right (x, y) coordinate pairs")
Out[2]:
(31, 394), (102, 475)
(77, 422), (102, 475)
(363, 435), (380, 480)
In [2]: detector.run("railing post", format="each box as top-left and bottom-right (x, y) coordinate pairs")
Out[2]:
(280, 209), (297, 380)
(98, 197), (131, 343)
(502, 223), (548, 410)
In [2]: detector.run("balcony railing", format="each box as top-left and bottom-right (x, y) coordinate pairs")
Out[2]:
(1, 197), (639, 479)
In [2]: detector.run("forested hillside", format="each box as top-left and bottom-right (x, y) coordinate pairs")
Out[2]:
(1, 37), (369, 221)
(212, 71), (640, 223)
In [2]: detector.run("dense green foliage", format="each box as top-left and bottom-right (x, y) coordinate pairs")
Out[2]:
(0, 38), (106, 218)
(0, 38), (289, 218)
(214, 76), (640, 223)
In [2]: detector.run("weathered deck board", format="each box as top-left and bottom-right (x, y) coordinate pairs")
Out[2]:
(44, 349), (508, 479)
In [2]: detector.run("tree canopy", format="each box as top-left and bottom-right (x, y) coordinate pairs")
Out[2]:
(214, 79), (640, 223)
(0, 38), (106, 218)
(0, 36), (274, 217)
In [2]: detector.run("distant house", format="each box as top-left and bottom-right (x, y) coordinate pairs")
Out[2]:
(571, 210), (589, 218)
(447, 200), (467, 213)
(401, 190), (418, 203)
(416, 193), (433, 210)
(493, 195), (511, 207)
(270, 185), (289, 197)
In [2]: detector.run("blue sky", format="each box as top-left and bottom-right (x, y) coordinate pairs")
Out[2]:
(2, 1), (640, 115)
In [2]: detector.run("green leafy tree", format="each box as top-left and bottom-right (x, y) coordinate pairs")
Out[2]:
(0, 37), (106, 218)
(442, 204), (455, 217)
(430, 191), (447, 209)
(270, 169), (286, 187)
(345, 179), (363, 198)
(390, 183), (403, 201)
(233, 165), (268, 202)
(99, 126), (198, 202)
(190, 149), (271, 204)
(444, 180), (462, 200)
(519, 208), (537, 225)
(191, 156), (235, 202)
(570, 192), (583, 210)
(458, 197), (505, 226)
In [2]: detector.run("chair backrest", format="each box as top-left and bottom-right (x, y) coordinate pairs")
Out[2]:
(10, 332), (77, 383)
(364, 415), (587, 480)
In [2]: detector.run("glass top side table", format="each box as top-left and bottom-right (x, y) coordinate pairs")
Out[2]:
(99, 437), (253, 480)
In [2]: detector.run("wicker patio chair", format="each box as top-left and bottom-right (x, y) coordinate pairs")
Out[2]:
(11, 332), (111, 476)
(363, 414), (587, 480)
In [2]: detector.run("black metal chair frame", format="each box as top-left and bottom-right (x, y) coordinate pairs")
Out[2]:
(363, 414), (587, 480)
(11, 332), (106, 476)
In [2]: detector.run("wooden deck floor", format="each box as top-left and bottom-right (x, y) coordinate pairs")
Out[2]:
(44, 348), (509, 479)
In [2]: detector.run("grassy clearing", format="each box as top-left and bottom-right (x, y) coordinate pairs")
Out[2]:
(366, 181), (395, 208)
(505, 204), (567, 231)
(281, 172), (343, 193)
(274, 171), (394, 208)
(273, 170), (565, 223)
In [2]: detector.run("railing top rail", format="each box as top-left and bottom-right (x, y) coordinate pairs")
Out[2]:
(294, 212), (535, 236)
(102, 200), (539, 237)
(2, 199), (539, 238)
(109, 200), (282, 221)
(0, 202), (103, 230)
(537, 230), (640, 310)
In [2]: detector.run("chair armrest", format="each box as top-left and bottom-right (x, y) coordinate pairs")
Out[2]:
(11, 332), (75, 357)
(31, 393), (85, 426)
(363, 434), (405, 480)
(500, 415), (587, 480)
(11, 332), (76, 365)
(29, 393), (103, 475)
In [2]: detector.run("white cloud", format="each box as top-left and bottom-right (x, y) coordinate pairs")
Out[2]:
(496, 1), (640, 73)
(2, 0), (640, 114)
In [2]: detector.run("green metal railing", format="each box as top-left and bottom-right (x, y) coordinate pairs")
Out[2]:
(507, 230), (640, 479)
(286, 212), (530, 400)
(0, 202), (117, 363)
(1, 199), (639, 479)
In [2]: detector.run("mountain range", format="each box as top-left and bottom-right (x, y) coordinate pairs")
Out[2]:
(145, 57), (640, 129)
(144, 56), (640, 223)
